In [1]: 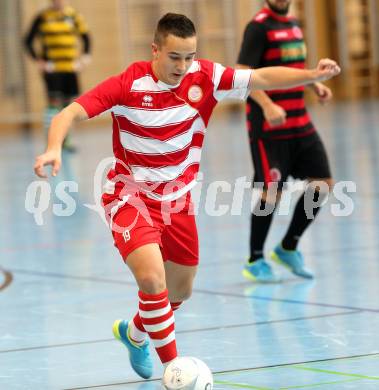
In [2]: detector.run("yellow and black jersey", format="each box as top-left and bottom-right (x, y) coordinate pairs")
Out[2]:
(25, 6), (91, 72)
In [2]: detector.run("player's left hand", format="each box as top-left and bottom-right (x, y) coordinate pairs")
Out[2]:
(81, 54), (92, 66)
(312, 82), (333, 105)
(34, 149), (62, 178)
(74, 55), (92, 71)
(315, 59), (341, 82)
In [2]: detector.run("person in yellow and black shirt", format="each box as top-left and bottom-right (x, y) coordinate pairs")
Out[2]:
(25, 0), (91, 152)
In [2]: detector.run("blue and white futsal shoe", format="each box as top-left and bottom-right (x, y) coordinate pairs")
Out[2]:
(242, 258), (281, 283)
(270, 245), (314, 279)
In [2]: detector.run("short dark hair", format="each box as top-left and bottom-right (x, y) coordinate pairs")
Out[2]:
(154, 13), (196, 46)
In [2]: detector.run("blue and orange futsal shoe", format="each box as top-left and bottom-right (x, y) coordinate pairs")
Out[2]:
(112, 319), (153, 379)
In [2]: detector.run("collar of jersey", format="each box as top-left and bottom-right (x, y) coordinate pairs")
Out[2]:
(149, 61), (183, 90)
(157, 79), (180, 90)
(48, 5), (72, 16)
(263, 6), (294, 23)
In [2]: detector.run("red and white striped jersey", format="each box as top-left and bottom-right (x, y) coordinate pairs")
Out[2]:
(76, 59), (251, 201)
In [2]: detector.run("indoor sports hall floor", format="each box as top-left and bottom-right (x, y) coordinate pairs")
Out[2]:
(1, 100), (379, 389)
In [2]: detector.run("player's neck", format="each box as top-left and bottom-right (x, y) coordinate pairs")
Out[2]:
(151, 61), (161, 82)
(266, 5), (289, 17)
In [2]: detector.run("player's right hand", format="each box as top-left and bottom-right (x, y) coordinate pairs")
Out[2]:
(315, 59), (341, 82)
(34, 150), (62, 178)
(263, 103), (287, 127)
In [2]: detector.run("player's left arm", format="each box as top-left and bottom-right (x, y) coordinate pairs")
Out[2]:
(34, 102), (89, 178)
(76, 33), (92, 69)
(248, 58), (340, 91)
(74, 11), (91, 68)
(308, 82), (333, 105)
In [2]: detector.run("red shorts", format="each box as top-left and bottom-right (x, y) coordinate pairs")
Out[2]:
(102, 192), (198, 266)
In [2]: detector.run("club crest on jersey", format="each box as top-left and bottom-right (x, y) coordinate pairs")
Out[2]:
(63, 16), (75, 27)
(142, 94), (153, 107)
(188, 85), (203, 102)
(293, 26), (303, 39)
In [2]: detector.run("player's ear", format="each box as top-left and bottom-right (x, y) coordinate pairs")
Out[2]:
(151, 43), (159, 59)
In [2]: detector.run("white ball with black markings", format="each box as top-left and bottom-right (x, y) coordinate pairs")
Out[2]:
(162, 357), (213, 390)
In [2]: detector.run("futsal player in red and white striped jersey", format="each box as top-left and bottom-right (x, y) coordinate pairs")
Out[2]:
(34, 12), (340, 379)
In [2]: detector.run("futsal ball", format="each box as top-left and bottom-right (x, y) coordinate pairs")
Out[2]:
(162, 356), (213, 390)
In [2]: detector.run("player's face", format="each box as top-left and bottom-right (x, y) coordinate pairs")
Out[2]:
(152, 34), (197, 86)
(51, 0), (65, 10)
(266, 0), (291, 15)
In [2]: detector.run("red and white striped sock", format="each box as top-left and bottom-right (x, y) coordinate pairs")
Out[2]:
(138, 289), (177, 364)
(128, 312), (147, 345)
(129, 301), (182, 345)
(170, 301), (182, 311)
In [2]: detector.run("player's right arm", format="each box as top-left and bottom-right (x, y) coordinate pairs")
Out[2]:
(34, 102), (88, 178)
(24, 15), (41, 60)
(237, 21), (286, 127)
(24, 14), (49, 71)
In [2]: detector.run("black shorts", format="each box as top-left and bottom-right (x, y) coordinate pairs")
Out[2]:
(250, 132), (331, 189)
(43, 72), (79, 100)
